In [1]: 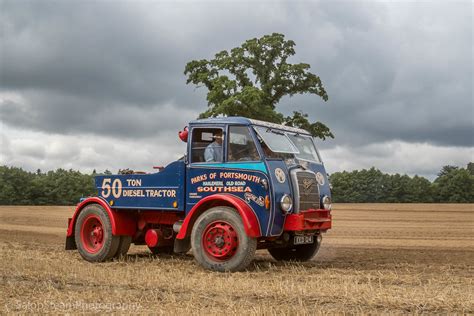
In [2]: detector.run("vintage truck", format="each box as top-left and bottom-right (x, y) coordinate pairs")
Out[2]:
(66, 117), (332, 272)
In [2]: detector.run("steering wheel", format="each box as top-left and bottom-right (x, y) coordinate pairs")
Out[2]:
(232, 147), (248, 157)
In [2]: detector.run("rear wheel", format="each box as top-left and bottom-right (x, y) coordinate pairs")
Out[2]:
(115, 236), (132, 258)
(268, 236), (321, 262)
(74, 204), (120, 262)
(148, 245), (174, 255)
(191, 206), (257, 272)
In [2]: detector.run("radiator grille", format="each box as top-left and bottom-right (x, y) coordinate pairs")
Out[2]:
(296, 171), (320, 211)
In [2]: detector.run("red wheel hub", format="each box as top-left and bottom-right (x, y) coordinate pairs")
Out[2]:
(80, 214), (104, 254)
(202, 221), (238, 261)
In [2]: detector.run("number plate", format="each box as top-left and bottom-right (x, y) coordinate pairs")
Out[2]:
(293, 235), (314, 245)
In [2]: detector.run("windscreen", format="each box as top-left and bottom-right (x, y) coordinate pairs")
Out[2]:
(254, 126), (299, 154)
(287, 134), (321, 163)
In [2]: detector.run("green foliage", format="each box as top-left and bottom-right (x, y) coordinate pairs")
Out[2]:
(437, 165), (458, 178)
(330, 163), (473, 203)
(407, 176), (434, 203)
(184, 33), (333, 140)
(466, 162), (474, 176)
(0, 166), (97, 205)
(433, 167), (474, 203)
(0, 163), (472, 205)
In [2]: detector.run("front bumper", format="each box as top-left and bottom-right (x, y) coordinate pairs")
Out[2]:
(283, 209), (331, 231)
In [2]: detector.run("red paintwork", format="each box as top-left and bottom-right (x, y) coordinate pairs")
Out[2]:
(202, 220), (239, 261)
(176, 194), (261, 240)
(80, 214), (104, 254)
(66, 197), (136, 237)
(145, 229), (160, 247)
(138, 212), (181, 227)
(67, 197), (184, 239)
(178, 127), (188, 142)
(283, 209), (332, 231)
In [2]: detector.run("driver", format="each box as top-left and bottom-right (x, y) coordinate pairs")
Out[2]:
(204, 131), (223, 162)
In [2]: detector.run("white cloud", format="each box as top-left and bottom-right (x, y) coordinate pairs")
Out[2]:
(322, 141), (474, 180)
(0, 125), (188, 174)
(2, 123), (472, 181)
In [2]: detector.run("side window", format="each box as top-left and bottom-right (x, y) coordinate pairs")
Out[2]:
(228, 126), (260, 162)
(191, 128), (224, 163)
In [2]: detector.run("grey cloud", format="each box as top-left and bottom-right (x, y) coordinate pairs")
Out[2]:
(0, 0), (472, 177)
(280, 1), (473, 148)
(0, 1), (192, 105)
(0, 92), (197, 138)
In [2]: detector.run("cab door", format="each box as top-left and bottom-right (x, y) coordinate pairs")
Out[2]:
(185, 125), (226, 213)
(185, 125), (272, 237)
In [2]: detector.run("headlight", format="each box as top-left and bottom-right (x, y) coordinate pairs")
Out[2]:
(322, 196), (331, 210)
(280, 194), (293, 214)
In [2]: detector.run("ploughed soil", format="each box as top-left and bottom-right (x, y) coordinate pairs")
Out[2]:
(0, 204), (473, 314)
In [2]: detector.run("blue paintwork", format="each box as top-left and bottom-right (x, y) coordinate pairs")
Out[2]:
(95, 160), (185, 210)
(264, 160), (292, 236)
(308, 162), (332, 199)
(186, 164), (271, 234)
(93, 117), (331, 237)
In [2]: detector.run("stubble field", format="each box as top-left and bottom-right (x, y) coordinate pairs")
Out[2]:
(0, 204), (472, 314)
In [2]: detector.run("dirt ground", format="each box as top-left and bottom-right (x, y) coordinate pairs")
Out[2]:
(0, 204), (473, 314)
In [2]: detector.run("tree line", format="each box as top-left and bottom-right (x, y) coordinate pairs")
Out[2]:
(0, 167), (97, 205)
(0, 163), (472, 205)
(330, 163), (474, 203)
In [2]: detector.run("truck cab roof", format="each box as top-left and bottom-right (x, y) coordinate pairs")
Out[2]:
(189, 116), (311, 136)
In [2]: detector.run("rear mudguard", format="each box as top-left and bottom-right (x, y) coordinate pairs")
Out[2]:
(66, 197), (137, 249)
(176, 194), (261, 239)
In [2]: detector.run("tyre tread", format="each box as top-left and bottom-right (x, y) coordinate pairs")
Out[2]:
(191, 206), (257, 272)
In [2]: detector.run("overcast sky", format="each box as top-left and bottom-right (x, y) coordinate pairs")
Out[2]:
(0, 0), (472, 180)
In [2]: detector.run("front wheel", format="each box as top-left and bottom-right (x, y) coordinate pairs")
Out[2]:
(191, 206), (257, 272)
(268, 235), (322, 262)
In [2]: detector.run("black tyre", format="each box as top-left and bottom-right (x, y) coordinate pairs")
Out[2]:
(191, 206), (257, 272)
(74, 204), (120, 262)
(268, 236), (321, 262)
(148, 245), (174, 255)
(115, 236), (132, 258)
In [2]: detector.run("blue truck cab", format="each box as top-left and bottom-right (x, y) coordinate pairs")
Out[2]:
(66, 117), (332, 272)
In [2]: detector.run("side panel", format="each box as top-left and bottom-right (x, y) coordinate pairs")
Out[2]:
(95, 161), (186, 211)
(185, 162), (271, 236)
(264, 160), (292, 236)
(307, 162), (331, 198)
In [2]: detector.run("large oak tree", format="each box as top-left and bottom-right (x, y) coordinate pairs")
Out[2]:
(184, 33), (333, 139)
